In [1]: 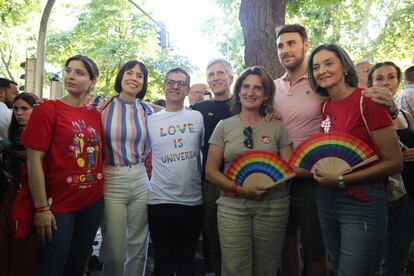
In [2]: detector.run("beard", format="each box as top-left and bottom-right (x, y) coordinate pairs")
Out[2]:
(282, 48), (306, 71)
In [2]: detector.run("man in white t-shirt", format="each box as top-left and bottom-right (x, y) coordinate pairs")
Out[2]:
(0, 78), (18, 140)
(147, 67), (204, 276)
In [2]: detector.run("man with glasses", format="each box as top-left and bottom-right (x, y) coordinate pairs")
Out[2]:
(191, 58), (234, 276)
(147, 67), (205, 276)
(189, 83), (211, 106)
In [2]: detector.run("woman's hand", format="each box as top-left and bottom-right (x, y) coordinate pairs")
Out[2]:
(34, 211), (57, 244)
(237, 184), (269, 200)
(362, 87), (397, 115)
(403, 148), (414, 162)
(313, 169), (339, 188)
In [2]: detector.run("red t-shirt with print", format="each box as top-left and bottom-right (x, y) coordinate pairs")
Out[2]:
(21, 100), (103, 213)
(321, 88), (392, 150)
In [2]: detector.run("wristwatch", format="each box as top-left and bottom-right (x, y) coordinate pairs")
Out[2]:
(337, 175), (346, 189)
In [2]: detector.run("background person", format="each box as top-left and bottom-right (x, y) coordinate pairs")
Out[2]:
(191, 58), (235, 276)
(0, 78), (18, 140)
(188, 83), (211, 106)
(22, 55), (104, 276)
(308, 44), (403, 276)
(367, 61), (414, 276)
(397, 65), (414, 118)
(355, 59), (373, 88)
(0, 92), (39, 276)
(206, 66), (293, 276)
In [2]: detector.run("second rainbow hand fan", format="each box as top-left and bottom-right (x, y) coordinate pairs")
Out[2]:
(289, 132), (378, 174)
(226, 150), (295, 189)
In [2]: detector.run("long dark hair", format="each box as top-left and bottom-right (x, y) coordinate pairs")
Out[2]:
(307, 44), (358, 97)
(114, 60), (148, 99)
(7, 92), (39, 176)
(8, 92), (39, 143)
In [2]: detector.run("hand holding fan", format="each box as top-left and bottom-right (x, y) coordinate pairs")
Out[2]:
(226, 150), (296, 189)
(289, 132), (378, 174)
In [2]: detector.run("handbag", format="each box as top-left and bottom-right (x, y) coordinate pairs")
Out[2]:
(359, 96), (406, 202)
(8, 165), (34, 240)
(385, 171), (406, 202)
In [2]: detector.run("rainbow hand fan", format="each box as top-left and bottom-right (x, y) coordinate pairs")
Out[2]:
(289, 132), (378, 174)
(226, 150), (296, 189)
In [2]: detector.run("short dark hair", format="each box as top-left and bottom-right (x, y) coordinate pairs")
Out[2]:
(276, 24), (308, 41)
(153, 99), (166, 107)
(64, 55), (99, 80)
(367, 61), (402, 88)
(307, 44), (358, 97)
(164, 67), (191, 85)
(0, 78), (18, 90)
(230, 66), (275, 117)
(114, 60), (148, 99)
(404, 66), (414, 83)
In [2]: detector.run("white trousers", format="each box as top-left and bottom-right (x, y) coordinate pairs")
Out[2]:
(100, 163), (149, 276)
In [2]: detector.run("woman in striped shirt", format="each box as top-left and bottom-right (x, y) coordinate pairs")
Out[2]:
(90, 60), (153, 276)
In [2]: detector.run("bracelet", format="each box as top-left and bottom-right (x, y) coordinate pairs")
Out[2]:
(391, 108), (400, 120)
(231, 183), (239, 195)
(35, 205), (51, 213)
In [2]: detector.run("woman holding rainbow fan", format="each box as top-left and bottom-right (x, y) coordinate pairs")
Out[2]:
(206, 66), (297, 276)
(307, 44), (403, 276)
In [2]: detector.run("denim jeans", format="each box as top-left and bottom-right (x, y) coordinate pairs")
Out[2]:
(316, 184), (388, 276)
(36, 198), (104, 276)
(380, 195), (414, 276)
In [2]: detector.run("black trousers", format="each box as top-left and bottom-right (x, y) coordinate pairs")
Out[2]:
(148, 203), (203, 276)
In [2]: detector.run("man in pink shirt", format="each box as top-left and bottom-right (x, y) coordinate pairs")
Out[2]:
(274, 24), (328, 276)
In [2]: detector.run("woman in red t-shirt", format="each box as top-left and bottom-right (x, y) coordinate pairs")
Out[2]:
(306, 44), (403, 276)
(21, 55), (104, 276)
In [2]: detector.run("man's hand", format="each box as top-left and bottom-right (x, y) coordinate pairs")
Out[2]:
(264, 105), (281, 121)
(362, 87), (397, 114)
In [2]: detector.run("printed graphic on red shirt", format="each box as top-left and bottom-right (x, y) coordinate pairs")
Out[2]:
(66, 119), (103, 188)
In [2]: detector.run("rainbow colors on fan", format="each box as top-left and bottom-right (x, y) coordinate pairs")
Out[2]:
(289, 132), (378, 174)
(226, 150), (295, 187)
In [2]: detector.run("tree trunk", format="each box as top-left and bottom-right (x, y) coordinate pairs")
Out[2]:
(239, 0), (287, 79)
(359, 0), (373, 45)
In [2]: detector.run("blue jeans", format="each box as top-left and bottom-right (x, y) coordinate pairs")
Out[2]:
(316, 184), (388, 276)
(380, 195), (414, 276)
(36, 198), (104, 276)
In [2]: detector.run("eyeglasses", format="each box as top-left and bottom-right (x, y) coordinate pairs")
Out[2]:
(243, 126), (253, 149)
(358, 68), (370, 74)
(165, 79), (188, 88)
(194, 91), (211, 96)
